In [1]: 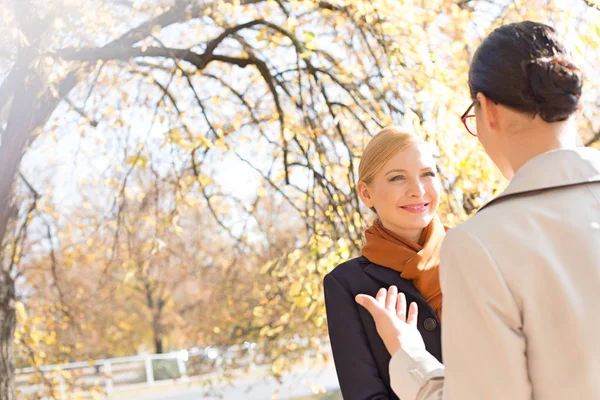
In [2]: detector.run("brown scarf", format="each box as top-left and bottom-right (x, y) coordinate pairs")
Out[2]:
(360, 218), (446, 320)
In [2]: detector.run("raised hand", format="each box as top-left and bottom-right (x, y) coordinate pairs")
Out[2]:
(355, 285), (425, 356)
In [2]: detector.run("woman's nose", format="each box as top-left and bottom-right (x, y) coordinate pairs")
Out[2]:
(406, 180), (425, 197)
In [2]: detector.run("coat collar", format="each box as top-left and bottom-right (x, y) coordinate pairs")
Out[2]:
(490, 147), (600, 203)
(361, 257), (423, 301)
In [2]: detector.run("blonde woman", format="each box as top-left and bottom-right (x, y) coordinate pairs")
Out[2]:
(324, 127), (447, 400)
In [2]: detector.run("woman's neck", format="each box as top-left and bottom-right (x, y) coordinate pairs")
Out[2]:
(380, 219), (423, 244)
(505, 120), (579, 177)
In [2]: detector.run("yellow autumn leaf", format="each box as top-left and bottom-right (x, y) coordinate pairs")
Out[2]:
(123, 270), (135, 283)
(15, 302), (27, 321)
(289, 281), (302, 297)
(293, 295), (311, 308)
(197, 175), (212, 186)
(168, 127), (185, 146)
(125, 155), (148, 168)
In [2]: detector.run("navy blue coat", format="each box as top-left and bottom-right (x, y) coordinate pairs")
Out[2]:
(324, 256), (442, 400)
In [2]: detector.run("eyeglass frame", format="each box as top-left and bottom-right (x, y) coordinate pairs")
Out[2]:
(461, 97), (501, 137)
(461, 101), (477, 137)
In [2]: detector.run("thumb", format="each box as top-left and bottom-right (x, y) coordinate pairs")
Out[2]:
(355, 294), (382, 317)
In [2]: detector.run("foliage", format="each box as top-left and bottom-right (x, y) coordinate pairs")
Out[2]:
(0, 0), (599, 397)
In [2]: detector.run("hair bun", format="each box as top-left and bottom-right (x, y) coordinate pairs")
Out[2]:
(522, 56), (583, 122)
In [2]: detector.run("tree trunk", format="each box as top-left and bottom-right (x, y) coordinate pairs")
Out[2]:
(0, 42), (81, 394)
(153, 298), (165, 354)
(0, 272), (15, 400)
(154, 336), (163, 354)
(0, 51), (39, 400)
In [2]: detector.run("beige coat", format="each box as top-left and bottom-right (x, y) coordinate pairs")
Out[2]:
(390, 147), (600, 400)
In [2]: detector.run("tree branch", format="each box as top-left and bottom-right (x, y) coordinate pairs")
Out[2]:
(585, 131), (600, 147)
(204, 20), (266, 56)
(584, 0), (600, 11)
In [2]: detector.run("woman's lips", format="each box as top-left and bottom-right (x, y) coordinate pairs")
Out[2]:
(400, 202), (430, 214)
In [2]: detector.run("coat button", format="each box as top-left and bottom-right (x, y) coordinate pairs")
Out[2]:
(423, 318), (437, 331)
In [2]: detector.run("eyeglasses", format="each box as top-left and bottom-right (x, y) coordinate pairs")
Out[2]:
(461, 101), (477, 137)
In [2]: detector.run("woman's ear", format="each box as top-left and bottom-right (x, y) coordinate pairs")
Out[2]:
(576, 102), (584, 119)
(357, 181), (374, 209)
(476, 92), (500, 133)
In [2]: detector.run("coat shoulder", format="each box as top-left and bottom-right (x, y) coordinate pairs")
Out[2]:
(325, 256), (369, 283)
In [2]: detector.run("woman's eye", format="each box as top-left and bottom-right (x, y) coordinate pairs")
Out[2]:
(423, 171), (436, 178)
(389, 175), (406, 182)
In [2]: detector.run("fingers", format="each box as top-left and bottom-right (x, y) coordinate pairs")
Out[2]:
(407, 302), (419, 326)
(396, 292), (407, 321)
(355, 294), (383, 317)
(375, 287), (387, 305)
(357, 287), (414, 324)
(386, 285), (398, 312)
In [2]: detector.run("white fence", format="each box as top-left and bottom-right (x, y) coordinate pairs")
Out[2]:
(15, 343), (258, 397)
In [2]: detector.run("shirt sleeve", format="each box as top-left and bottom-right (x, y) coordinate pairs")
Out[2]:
(388, 226), (533, 400)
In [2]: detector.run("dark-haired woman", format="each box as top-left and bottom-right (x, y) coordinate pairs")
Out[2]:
(355, 21), (600, 400)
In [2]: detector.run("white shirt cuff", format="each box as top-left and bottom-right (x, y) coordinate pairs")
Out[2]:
(389, 346), (445, 400)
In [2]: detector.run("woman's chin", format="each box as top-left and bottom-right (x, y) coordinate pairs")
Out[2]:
(389, 215), (433, 230)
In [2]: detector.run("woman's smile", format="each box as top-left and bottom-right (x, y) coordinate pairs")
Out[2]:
(399, 202), (430, 214)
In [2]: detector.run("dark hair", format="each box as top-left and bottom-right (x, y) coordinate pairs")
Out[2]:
(469, 21), (583, 123)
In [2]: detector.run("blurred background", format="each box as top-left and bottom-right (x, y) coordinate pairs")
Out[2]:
(0, 0), (599, 398)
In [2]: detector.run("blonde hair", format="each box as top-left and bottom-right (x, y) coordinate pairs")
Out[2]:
(358, 126), (421, 184)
